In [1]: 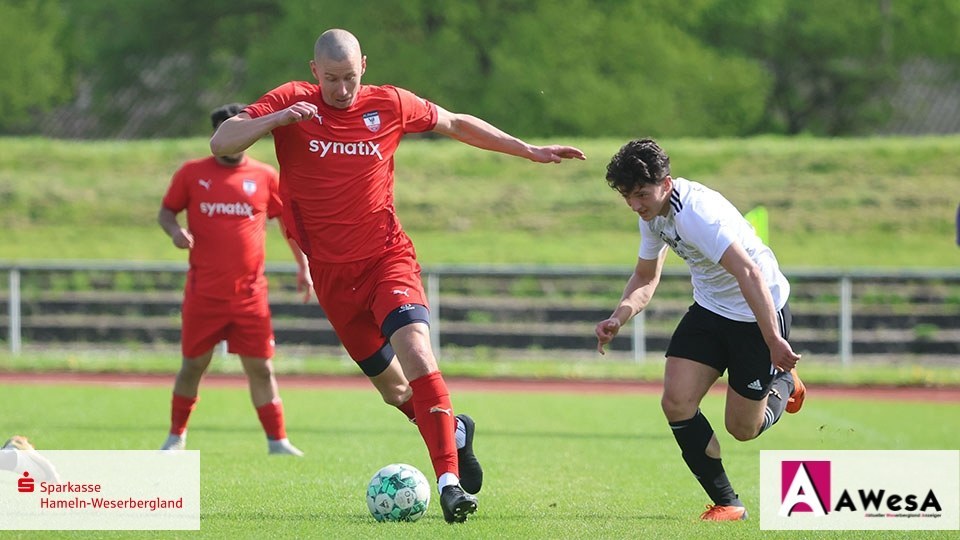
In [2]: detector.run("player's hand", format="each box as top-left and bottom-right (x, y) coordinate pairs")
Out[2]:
(296, 268), (313, 303)
(769, 336), (801, 372)
(275, 101), (318, 126)
(529, 145), (586, 164)
(172, 229), (194, 249)
(595, 318), (622, 355)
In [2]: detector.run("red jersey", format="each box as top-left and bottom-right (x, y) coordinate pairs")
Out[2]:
(244, 82), (438, 263)
(162, 156), (282, 299)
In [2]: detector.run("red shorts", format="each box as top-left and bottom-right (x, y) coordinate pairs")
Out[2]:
(309, 239), (428, 362)
(180, 291), (275, 359)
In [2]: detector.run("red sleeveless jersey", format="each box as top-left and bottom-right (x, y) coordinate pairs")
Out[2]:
(244, 82), (438, 263)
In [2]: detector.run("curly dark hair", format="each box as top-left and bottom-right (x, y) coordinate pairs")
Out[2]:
(605, 138), (671, 196)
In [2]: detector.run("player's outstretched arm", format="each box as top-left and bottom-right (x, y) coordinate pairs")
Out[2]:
(596, 248), (667, 354)
(432, 106), (585, 163)
(210, 102), (319, 156)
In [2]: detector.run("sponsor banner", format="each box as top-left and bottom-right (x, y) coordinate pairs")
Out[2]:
(1, 450), (200, 530)
(760, 450), (959, 530)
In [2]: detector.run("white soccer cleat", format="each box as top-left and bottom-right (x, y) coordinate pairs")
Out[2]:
(268, 438), (304, 457)
(3, 435), (61, 483)
(160, 433), (187, 451)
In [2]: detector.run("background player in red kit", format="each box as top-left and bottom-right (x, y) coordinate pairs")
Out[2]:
(210, 29), (585, 522)
(159, 104), (312, 456)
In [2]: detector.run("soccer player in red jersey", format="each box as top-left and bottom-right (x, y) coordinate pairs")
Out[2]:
(159, 104), (312, 457)
(210, 29), (586, 522)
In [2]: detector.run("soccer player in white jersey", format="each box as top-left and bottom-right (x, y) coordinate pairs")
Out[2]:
(594, 138), (806, 522)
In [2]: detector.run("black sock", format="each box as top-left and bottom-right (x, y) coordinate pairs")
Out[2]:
(759, 370), (795, 435)
(669, 410), (741, 507)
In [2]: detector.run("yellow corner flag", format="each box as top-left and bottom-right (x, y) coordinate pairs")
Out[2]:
(744, 205), (769, 245)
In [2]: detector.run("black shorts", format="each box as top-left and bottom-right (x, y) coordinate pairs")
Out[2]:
(665, 302), (792, 401)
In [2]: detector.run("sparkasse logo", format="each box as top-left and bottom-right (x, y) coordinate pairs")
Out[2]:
(17, 472), (34, 493)
(2, 450), (201, 531)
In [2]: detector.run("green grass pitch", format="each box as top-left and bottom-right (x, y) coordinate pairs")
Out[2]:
(0, 382), (956, 539)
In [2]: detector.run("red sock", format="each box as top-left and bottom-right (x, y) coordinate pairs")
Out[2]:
(409, 371), (457, 479)
(256, 400), (287, 441)
(397, 398), (417, 422)
(170, 393), (198, 436)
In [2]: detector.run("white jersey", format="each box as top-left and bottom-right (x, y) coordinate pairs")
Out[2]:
(638, 177), (789, 322)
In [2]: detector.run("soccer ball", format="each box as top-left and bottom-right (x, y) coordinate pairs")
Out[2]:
(366, 463), (431, 522)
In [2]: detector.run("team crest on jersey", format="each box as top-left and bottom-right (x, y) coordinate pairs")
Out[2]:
(362, 111), (381, 132)
(242, 179), (257, 195)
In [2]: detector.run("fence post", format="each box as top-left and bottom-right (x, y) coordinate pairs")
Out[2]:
(632, 310), (646, 363)
(426, 272), (440, 359)
(8, 268), (21, 355)
(839, 276), (852, 366)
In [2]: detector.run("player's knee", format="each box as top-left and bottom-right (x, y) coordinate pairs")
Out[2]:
(725, 419), (760, 442)
(243, 363), (272, 382)
(660, 394), (696, 421)
(178, 362), (206, 380)
(381, 386), (412, 408)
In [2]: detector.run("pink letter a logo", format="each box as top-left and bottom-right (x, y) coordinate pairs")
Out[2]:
(780, 461), (830, 516)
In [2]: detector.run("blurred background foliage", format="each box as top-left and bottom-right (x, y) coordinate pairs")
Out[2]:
(1, 0), (957, 138)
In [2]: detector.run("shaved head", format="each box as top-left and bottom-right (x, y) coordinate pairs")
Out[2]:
(314, 29), (361, 62)
(310, 29), (366, 109)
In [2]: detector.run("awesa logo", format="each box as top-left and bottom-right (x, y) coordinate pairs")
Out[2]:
(780, 460), (943, 517)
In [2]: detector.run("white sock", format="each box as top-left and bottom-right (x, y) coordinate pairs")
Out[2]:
(437, 472), (459, 494)
(162, 433), (185, 448)
(455, 418), (466, 449)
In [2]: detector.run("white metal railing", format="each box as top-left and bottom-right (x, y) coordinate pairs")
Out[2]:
(3, 260), (959, 362)
(8, 268), (20, 355)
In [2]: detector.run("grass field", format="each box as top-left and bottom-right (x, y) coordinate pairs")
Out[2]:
(2, 135), (959, 267)
(0, 381), (957, 539)
(3, 348), (960, 388)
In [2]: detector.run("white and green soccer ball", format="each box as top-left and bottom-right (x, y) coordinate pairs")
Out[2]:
(366, 463), (431, 522)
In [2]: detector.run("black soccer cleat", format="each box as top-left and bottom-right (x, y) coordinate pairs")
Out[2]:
(440, 484), (478, 523)
(456, 413), (483, 494)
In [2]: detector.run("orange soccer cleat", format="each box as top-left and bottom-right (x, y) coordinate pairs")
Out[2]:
(786, 368), (806, 414)
(700, 504), (748, 521)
